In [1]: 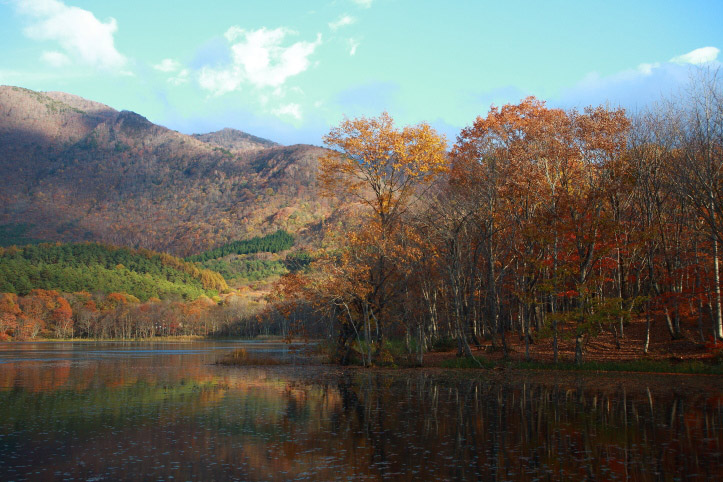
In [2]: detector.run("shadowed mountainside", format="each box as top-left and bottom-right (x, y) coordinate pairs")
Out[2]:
(0, 86), (334, 256)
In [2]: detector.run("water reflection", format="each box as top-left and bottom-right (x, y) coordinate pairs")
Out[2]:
(0, 342), (721, 481)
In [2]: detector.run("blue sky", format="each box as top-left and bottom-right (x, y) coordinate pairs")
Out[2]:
(1, 0), (721, 145)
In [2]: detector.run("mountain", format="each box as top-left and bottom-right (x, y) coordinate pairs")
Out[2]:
(0, 86), (334, 256)
(193, 128), (277, 153)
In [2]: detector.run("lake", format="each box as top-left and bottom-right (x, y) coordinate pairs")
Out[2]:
(0, 341), (721, 481)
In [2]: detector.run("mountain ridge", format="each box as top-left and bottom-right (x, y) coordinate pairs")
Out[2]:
(0, 85), (333, 256)
(193, 127), (278, 153)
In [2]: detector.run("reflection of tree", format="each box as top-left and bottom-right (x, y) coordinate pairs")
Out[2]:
(326, 373), (721, 480)
(1, 364), (721, 480)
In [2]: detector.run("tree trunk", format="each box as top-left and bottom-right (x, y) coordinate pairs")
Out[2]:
(695, 241), (706, 342)
(524, 303), (531, 362)
(663, 307), (679, 339)
(617, 247), (625, 338)
(574, 333), (584, 365)
(552, 317), (559, 364)
(417, 324), (424, 366)
(644, 304), (651, 354)
(363, 302), (372, 366)
(713, 233), (723, 339)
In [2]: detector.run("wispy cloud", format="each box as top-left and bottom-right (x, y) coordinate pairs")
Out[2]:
(152, 58), (188, 85)
(199, 27), (321, 96)
(352, 0), (373, 8)
(169, 69), (189, 86)
(348, 38), (360, 56)
(670, 46), (719, 65)
(636, 62), (660, 75)
(329, 15), (355, 31)
(0, 68), (73, 84)
(13, 0), (127, 71)
(272, 102), (302, 120)
(40, 50), (70, 67)
(153, 58), (181, 73)
(556, 46), (721, 111)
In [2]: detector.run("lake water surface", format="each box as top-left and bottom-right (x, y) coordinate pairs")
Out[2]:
(0, 341), (721, 481)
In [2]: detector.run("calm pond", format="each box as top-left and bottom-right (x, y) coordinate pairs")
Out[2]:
(0, 341), (721, 481)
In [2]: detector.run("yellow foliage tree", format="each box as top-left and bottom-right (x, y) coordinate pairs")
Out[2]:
(318, 113), (448, 364)
(319, 112), (447, 230)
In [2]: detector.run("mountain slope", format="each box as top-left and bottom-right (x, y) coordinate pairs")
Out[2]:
(0, 86), (333, 256)
(193, 128), (277, 153)
(0, 242), (227, 300)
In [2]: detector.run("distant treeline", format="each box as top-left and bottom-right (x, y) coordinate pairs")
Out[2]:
(187, 230), (294, 263)
(0, 242), (227, 301)
(0, 288), (280, 341)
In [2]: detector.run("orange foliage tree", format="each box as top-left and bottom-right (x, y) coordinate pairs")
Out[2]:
(318, 112), (447, 364)
(450, 98), (630, 362)
(0, 293), (21, 340)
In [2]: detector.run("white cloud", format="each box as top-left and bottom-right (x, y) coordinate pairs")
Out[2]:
(348, 38), (360, 56)
(41, 50), (70, 67)
(13, 0), (127, 71)
(272, 103), (302, 120)
(329, 15), (355, 31)
(154, 58), (181, 73)
(199, 27), (321, 96)
(670, 46), (719, 65)
(352, 0), (373, 8)
(199, 68), (240, 95)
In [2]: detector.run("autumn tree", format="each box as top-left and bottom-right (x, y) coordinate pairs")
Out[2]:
(448, 98), (630, 363)
(668, 71), (723, 339)
(0, 293), (21, 340)
(318, 112), (447, 363)
(415, 183), (485, 358)
(451, 98), (571, 358)
(52, 296), (73, 338)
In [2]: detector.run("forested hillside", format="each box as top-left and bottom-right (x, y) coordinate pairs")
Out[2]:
(187, 230), (294, 262)
(0, 86), (333, 256)
(0, 242), (227, 300)
(187, 230), (295, 285)
(0, 239), (311, 340)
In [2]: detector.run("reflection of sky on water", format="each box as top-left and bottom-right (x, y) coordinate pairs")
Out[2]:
(0, 341), (721, 481)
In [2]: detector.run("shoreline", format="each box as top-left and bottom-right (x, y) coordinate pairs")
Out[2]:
(434, 355), (723, 375)
(4, 336), (721, 376)
(2, 335), (303, 343)
(216, 342), (723, 375)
